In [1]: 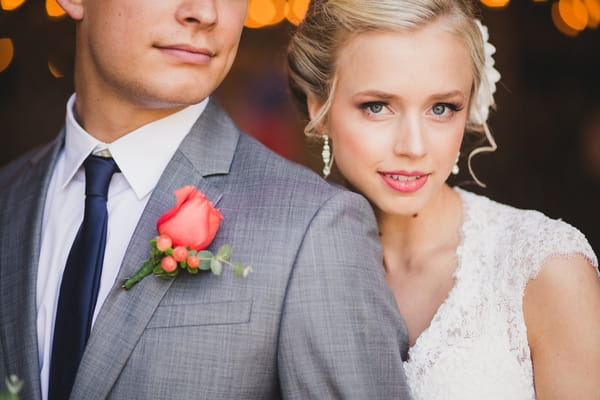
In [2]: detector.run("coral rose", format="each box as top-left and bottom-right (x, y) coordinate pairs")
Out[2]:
(156, 186), (223, 251)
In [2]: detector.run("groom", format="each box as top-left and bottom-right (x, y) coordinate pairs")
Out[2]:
(0, 1), (411, 399)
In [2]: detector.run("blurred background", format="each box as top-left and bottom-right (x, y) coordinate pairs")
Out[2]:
(1, 0), (599, 253)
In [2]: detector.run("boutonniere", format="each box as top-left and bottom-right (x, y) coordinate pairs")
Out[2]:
(0, 375), (22, 400)
(122, 185), (252, 290)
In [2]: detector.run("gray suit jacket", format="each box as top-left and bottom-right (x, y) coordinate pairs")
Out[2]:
(0, 99), (411, 399)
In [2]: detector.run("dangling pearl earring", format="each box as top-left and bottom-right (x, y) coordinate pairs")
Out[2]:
(322, 135), (334, 178)
(452, 153), (460, 175)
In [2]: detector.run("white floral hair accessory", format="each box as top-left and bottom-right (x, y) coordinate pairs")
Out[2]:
(470, 19), (501, 126)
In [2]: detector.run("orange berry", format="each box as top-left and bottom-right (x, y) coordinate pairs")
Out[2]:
(156, 234), (173, 252)
(172, 246), (188, 262)
(161, 256), (177, 273)
(187, 255), (200, 269)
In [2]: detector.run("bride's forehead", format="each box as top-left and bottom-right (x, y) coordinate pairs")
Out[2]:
(337, 25), (470, 62)
(334, 29), (473, 88)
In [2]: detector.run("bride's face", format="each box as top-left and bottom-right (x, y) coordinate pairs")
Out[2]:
(321, 22), (473, 217)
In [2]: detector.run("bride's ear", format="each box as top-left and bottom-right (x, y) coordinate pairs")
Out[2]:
(56, 0), (85, 20)
(306, 96), (324, 124)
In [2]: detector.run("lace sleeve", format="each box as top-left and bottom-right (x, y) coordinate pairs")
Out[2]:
(513, 210), (598, 280)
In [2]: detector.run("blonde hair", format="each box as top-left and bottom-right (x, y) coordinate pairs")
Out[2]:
(287, 0), (497, 185)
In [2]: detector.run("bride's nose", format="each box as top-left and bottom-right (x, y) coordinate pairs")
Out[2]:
(392, 115), (426, 159)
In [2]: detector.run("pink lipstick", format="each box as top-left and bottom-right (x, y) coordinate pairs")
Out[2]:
(379, 171), (429, 193)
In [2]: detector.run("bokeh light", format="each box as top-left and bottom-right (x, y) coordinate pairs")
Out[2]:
(46, 0), (66, 18)
(0, 0), (26, 11)
(0, 38), (15, 73)
(552, 1), (581, 35)
(286, 0), (310, 25)
(558, 0), (589, 31)
(584, 0), (600, 28)
(244, 0), (310, 28)
(245, 0), (285, 29)
(480, 0), (511, 8)
(48, 61), (64, 78)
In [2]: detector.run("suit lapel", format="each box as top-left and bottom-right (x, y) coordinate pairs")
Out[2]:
(70, 99), (240, 399)
(0, 137), (63, 400)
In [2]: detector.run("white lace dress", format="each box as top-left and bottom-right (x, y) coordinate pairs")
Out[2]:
(404, 188), (598, 400)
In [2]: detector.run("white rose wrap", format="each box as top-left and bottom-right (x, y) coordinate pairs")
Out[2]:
(470, 20), (501, 126)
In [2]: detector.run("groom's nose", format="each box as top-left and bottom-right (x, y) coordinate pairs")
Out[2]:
(175, 0), (219, 28)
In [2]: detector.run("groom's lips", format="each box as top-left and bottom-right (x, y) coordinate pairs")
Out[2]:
(155, 44), (215, 65)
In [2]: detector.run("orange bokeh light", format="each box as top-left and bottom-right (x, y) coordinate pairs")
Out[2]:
(584, 0), (600, 28)
(480, 0), (510, 8)
(245, 0), (285, 29)
(244, 14), (263, 29)
(48, 61), (64, 78)
(558, 0), (589, 31)
(46, 0), (66, 17)
(0, 38), (15, 73)
(286, 0), (310, 25)
(552, 1), (580, 35)
(0, 0), (26, 11)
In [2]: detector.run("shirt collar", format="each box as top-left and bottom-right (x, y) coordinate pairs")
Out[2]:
(62, 94), (208, 199)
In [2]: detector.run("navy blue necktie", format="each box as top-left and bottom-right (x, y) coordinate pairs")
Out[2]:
(49, 155), (120, 400)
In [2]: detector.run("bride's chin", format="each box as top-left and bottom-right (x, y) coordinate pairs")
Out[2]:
(374, 201), (426, 220)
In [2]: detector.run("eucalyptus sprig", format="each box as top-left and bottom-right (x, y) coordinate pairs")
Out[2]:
(0, 375), (22, 400)
(122, 237), (252, 290)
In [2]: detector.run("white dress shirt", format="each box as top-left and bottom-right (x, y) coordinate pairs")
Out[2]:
(36, 94), (208, 400)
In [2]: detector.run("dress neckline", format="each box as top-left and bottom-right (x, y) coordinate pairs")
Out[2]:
(405, 187), (472, 360)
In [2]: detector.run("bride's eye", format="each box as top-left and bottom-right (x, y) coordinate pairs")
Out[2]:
(431, 102), (462, 118)
(360, 101), (390, 116)
(432, 103), (448, 116)
(367, 103), (384, 114)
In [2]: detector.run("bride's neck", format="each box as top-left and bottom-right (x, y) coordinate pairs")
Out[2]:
(376, 185), (462, 273)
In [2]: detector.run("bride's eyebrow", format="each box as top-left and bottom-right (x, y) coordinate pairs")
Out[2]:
(428, 90), (466, 101)
(352, 90), (397, 100)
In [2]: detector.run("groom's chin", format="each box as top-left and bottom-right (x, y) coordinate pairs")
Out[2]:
(130, 83), (214, 109)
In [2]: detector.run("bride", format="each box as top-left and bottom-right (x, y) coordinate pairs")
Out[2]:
(287, 0), (600, 398)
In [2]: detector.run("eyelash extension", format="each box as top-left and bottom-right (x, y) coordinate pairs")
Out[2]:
(359, 101), (388, 110)
(438, 102), (464, 112)
(433, 103), (464, 112)
(359, 102), (464, 111)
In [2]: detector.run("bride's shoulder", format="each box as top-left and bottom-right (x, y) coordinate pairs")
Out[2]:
(456, 187), (584, 237)
(455, 187), (597, 278)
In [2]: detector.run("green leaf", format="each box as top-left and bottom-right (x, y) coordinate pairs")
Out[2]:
(154, 268), (179, 278)
(187, 266), (199, 274)
(233, 262), (244, 277)
(210, 259), (223, 275)
(216, 244), (233, 261)
(199, 259), (211, 271)
(197, 250), (213, 259)
(153, 265), (164, 275)
(0, 374), (22, 400)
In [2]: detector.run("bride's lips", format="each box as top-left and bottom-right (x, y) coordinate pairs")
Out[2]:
(155, 44), (215, 65)
(379, 170), (429, 193)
